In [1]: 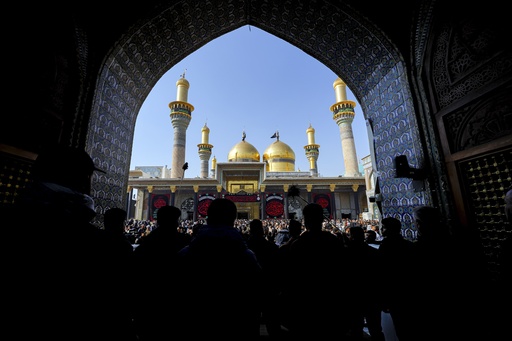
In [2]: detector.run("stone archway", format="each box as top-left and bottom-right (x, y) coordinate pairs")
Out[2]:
(87, 0), (428, 233)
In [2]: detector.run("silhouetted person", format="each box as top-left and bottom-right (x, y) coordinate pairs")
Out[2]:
(134, 205), (190, 256)
(274, 218), (302, 333)
(247, 218), (279, 273)
(132, 205), (190, 341)
(344, 224), (385, 341)
(4, 144), (130, 341)
(378, 217), (416, 341)
(413, 206), (460, 338)
(277, 219), (303, 260)
(246, 218), (281, 337)
(176, 198), (263, 340)
(415, 205), (498, 340)
(283, 203), (348, 340)
(102, 207), (138, 340)
(288, 218), (303, 239)
(104, 207), (134, 256)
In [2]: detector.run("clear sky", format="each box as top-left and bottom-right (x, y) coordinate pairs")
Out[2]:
(130, 25), (370, 178)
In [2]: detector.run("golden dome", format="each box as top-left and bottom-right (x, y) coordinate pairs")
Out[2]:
(263, 139), (295, 172)
(228, 140), (260, 162)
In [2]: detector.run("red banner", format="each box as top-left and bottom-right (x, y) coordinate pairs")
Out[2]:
(150, 193), (170, 220)
(265, 193), (284, 218)
(198, 193), (217, 218)
(312, 193), (332, 219)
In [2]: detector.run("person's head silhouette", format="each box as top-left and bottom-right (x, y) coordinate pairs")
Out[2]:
(302, 203), (324, 231)
(381, 217), (402, 237)
(249, 219), (264, 237)
(156, 205), (181, 229)
(33, 144), (105, 195)
(104, 207), (127, 234)
(19, 145), (106, 223)
(206, 198), (237, 227)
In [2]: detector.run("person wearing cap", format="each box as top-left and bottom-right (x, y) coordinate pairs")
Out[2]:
(11, 144), (106, 224)
(4, 144), (135, 341)
(31, 143), (106, 197)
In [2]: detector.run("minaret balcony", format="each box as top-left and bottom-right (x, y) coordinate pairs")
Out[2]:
(304, 144), (320, 153)
(169, 100), (194, 112)
(198, 143), (213, 152)
(330, 100), (356, 113)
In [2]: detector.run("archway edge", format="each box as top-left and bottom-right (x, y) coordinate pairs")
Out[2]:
(89, 0), (427, 233)
(105, 0), (403, 105)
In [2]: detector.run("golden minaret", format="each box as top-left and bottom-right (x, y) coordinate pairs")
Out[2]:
(330, 78), (360, 177)
(211, 155), (217, 178)
(169, 71), (194, 178)
(304, 124), (320, 176)
(197, 123), (213, 178)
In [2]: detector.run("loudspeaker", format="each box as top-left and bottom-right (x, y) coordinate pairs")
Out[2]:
(369, 194), (382, 202)
(394, 155), (427, 182)
(395, 155), (411, 178)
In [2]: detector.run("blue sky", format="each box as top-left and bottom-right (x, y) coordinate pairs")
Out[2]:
(130, 26), (370, 178)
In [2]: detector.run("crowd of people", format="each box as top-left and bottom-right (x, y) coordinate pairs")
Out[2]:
(4, 145), (511, 340)
(124, 216), (382, 248)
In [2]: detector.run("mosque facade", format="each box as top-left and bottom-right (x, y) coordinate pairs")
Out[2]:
(127, 74), (377, 222)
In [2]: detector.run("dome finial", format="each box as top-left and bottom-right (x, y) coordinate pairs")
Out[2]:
(181, 69), (187, 78)
(270, 131), (280, 141)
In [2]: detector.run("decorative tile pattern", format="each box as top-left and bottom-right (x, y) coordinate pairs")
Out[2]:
(87, 0), (430, 235)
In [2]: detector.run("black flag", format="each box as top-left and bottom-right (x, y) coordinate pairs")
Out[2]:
(270, 132), (277, 138)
